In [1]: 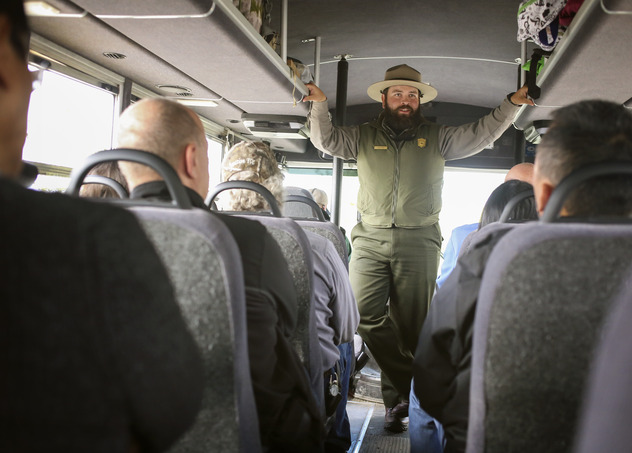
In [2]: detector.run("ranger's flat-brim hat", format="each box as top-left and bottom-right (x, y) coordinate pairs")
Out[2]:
(367, 64), (438, 104)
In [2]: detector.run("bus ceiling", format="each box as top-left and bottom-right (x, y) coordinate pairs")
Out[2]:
(25, 0), (632, 163)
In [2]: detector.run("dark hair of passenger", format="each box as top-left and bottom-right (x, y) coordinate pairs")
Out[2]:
(479, 179), (538, 229)
(536, 100), (632, 217)
(79, 162), (129, 199)
(1, 0), (30, 59)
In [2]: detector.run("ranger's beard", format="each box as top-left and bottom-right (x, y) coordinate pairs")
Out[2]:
(382, 104), (424, 134)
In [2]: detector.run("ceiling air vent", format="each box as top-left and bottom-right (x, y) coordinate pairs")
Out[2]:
(155, 84), (192, 95)
(175, 92), (193, 97)
(102, 52), (126, 60)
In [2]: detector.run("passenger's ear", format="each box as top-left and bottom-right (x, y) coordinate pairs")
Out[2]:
(182, 143), (198, 180)
(534, 180), (555, 217)
(381, 93), (386, 109)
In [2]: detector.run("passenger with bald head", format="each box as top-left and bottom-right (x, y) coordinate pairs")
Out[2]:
(504, 162), (534, 183)
(117, 98), (324, 452)
(117, 98), (210, 200)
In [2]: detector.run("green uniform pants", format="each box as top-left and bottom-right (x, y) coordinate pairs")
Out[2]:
(350, 222), (441, 408)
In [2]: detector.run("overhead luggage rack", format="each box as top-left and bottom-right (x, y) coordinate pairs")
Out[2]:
(513, 0), (632, 134)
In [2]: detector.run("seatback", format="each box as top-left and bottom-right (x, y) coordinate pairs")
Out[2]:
(238, 213), (325, 411)
(297, 219), (348, 269)
(281, 187), (347, 268)
(133, 207), (261, 453)
(457, 222), (522, 260)
(467, 222), (632, 453)
(283, 186), (322, 219)
(67, 150), (261, 453)
(573, 267), (632, 453)
(208, 181), (324, 412)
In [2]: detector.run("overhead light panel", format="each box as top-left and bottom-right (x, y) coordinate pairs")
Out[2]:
(175, 98), (219, 108)
(25, 1), (60, 16)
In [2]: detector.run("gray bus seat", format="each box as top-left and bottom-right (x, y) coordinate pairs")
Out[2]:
(208, 181), (325, 413)
(133, 208), (261, 453)
(497, 188), (534, 223)
(467, 222), (632, 453)
(457, 222), (520, 260)
(458, 190), (536, 259)
(284, 186), (324, 220)
(573, 267), (632, 453)
(67, 150), (262, 453)
(280, 187), (347, 269)
(297, 219), (348, 270)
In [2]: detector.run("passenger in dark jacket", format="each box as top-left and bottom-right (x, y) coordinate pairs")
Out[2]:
(413, 100), (632, 453)
(0, 3), (204, 450)
(413, 179), (537, 453)
(117, 98), (324, 452)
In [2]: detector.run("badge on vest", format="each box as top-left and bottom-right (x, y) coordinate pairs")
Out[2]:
(374, 145), (388, 150)
(417, 138), (427, 148)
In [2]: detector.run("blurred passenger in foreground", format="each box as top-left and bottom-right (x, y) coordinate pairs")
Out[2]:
(117, 98), (323, 452)
(222, 141), (360, 453)
(413, 99), (632, 453)
(0, 2), (204, 451)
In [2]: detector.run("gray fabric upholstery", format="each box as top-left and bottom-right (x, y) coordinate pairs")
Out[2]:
(236, 214), (325, 413)
(457, 222), (534, 259)
(131, 206), (261, 453)
(574, 268), (632, 453)
(299, 220), (348, 269)
(468, 222), (632, 453)
(283, 186), (320, 219)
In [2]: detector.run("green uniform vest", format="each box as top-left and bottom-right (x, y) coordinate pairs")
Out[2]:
(356, 120), (444, 228)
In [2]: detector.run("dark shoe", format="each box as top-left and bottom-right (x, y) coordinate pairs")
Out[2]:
(391, 400), (409, 417)
(384, 407), (407, 433)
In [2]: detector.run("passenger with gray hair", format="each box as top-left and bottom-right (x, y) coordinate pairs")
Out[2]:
(222, 141), (360, 453)
(309, 187), (352, 260)
(310, 188), (330, 219)
(413, 99), (632, 453)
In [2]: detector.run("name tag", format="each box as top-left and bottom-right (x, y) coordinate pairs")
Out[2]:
(374, 145), (388, 150)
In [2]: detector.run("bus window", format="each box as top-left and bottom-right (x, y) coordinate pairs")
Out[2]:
(207, 138), (224, 190)
(23, 68), (116, 191)
(440, 168), (505, 242)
